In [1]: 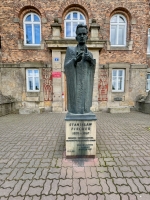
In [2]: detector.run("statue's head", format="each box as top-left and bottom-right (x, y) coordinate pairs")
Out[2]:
(76, 24), (88, 44)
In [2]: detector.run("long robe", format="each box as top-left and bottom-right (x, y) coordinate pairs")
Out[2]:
(64, 46), (96, 114)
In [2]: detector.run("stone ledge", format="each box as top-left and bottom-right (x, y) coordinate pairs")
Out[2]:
(26, 97), (40, 102)
(107, 41), (133, 51)
(20, 62), (45, 68)
(131, 64), (147, 69)
(108, 106), (130, 113)
(65, 112), (97, 121)
(0, 62), (51, 68)
(18, 40), (45, 50)
(45, 39), (106, 49)
(19, 107), (45, 114)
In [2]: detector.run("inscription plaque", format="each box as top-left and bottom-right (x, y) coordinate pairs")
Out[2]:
(66, 120), (96, 157)
(114, 97), (122, 101)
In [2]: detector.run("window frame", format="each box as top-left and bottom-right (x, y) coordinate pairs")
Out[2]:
(110, 14), (127, 47)
(147, 29), (150, 54)
(64, 11), (86, 39)
(146, 73), (150, 91)
(26, 69), (40, 92)
(112, 69), (125, 92)
(23, 13), (41, 46)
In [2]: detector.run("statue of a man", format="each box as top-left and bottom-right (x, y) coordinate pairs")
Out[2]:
(64, 24), (96, 114)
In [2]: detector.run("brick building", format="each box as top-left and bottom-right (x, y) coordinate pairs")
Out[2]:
(0, 0), (150, 114)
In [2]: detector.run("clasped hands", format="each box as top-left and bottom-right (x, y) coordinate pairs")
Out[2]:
(74, 52), (94, 64)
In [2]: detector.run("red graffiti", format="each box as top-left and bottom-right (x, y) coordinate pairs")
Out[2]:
(98, 69), (108, 101)
(42, 68), (53, 101)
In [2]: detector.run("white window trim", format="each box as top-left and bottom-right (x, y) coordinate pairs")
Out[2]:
(112, 69), (125, 92)
(147, 29), (150, 54)
(23, 13), (41, 46)
(26, 69), (40, 92)
(64, 11), (86, 39)
(146, 73), (150, 92)
(110, 14), (127, 47)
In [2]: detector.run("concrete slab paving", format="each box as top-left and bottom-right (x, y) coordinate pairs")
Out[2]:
(0, 111), (150, 199)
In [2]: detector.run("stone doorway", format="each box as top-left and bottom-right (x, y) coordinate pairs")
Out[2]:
(62, 52), (67, 112)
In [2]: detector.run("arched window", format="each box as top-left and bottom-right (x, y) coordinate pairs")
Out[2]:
(64, 11), (86, 38)
(23, 13), (41, 45)
(110, 14), (127, 46)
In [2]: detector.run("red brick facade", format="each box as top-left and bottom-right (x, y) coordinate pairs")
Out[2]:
(0, 0), (150, 112)
(1, 0), (149, 63)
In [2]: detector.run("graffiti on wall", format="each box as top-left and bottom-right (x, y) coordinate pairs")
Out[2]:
(42, 68), (53, 101)
(98, 69), (108, 101)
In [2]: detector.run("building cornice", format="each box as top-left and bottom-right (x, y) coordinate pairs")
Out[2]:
(45, 39), (106, 50)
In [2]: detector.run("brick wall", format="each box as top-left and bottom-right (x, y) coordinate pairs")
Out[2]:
(1, 0), (149, 64)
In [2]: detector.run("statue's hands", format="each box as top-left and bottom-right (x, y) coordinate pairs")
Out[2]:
(74, 52), (95, 66)
(74, 52), (83, 66)
(84, 53), (95, 66)
(84, 53), (93, 62)
(76, 52), (83, 62)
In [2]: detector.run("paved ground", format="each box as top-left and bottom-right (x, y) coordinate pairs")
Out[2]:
(0, 111), (150, 200)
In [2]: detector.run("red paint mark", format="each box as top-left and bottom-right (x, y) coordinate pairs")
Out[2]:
(52, 72), (61, 78)
(98, 69), (108, 101)
(42, 68), (53, 101)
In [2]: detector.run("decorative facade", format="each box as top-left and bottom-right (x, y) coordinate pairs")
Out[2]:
(0, 0), (150, 113)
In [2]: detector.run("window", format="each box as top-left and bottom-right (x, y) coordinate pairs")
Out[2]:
(112, 69), (125, 92)
(147, 29), (150, 54)
(24, 13), (41, 45)
(110, 14), (126, 46)
(26, 69), (40, 92)
(64, 11), (86, 38)
(147, 73), (150, 91)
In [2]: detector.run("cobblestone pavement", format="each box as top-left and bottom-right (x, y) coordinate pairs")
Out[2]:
(0, 111), (150, 200)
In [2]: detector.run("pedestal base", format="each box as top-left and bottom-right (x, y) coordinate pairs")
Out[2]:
(65, 112), (97, 158)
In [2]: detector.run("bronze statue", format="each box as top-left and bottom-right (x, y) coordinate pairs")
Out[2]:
(64, 24), (96, 114)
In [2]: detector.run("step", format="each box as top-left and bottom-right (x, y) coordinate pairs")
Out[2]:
(19, 107), (45, 114)
(108, 106), (130, 113)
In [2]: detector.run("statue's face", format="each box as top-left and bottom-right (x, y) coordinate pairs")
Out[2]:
(76, 27), (88, 44)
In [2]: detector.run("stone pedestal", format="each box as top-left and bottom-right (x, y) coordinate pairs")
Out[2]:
(65, 112), (97, 158)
